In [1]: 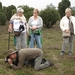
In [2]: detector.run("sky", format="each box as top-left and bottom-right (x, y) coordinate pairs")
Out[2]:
(0, 0), (75, 10)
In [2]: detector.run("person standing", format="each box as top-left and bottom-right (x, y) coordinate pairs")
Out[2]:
(28, 9), (43, 49)
(8, 7), (27, 50)
(60, 8), (75, 56)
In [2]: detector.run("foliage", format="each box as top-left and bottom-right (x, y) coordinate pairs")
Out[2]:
(6, 5), (16, 20)
(12, 9), (16, 15)
(58, 0), (71, 18)
(72, 10), (75, 16)
(71, 7), (75, 16)
(71, 7), (75, 11)
(0, 12), (6, 25)
(2, 6), (7, 17)
(0, 2), (2, 9)
(40, 6), (60, 28)
(46, 3), (56, 9)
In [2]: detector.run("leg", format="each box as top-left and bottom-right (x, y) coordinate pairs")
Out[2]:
(16, 35), (21, 50)
(21, 32), (27, 48)
(29, 33), (35, 48)
(35, 34), (42, 49)
(60, 37), (69, 55)
(34, 52), (50, 70)
(14, 36), (16, 46)
(68, 34), (74, 55)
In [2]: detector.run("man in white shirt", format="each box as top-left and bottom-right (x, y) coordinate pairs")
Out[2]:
(60, 8), (75, 56)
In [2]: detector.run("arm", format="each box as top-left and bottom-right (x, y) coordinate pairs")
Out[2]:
(8, 19), (13, 32)
(36, 17), (43, 29)
(12, 55), (25, 70)
(28, 17), (33, 29)
(8, 23), (13, 32)
(60, 19), (66, 32)
(60, 19), (70, 33)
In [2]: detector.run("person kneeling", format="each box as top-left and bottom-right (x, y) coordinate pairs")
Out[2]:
(5, 48), (54, 70)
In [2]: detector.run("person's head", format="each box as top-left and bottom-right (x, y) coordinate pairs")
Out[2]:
(65, 8), (72, 17)
(33, 8), (39, 17)
(16, 7), (24, 17)
(6, 49), (17, 59)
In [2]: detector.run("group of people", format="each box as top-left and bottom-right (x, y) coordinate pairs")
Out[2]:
(5, 7), (75, 70)
(5, 7), (54, 70)
(8, 8), (43, 50)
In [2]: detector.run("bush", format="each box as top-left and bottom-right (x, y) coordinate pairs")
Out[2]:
(0, 12), (6, 25)
(40, 8), (60, 28)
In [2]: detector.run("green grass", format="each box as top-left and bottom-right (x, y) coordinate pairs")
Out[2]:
(0, 23), (75, 75)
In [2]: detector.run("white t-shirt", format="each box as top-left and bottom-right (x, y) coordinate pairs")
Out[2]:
(31, 20), (38, 28)
(13, 19), (26, 32)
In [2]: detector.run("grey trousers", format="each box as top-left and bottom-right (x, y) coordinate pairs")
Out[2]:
(34, 52), (50, 70)
(62, 33), (74, 52)
(16, 32), (27, 50)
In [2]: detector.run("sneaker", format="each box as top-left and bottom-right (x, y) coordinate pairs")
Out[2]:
(60, 51), (64, 56)
(47, 60), (54, 66)
(68, 51), (72, 56)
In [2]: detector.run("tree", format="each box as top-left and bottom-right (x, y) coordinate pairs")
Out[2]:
(12, 9), (16, 15)
(6, 5), (16, 20)
(40, 6), (60, 28)
(46, 3), (56, 9)
(58, 0), (71, 18)
(2, 6), (7, 17)
(0, 12), (6, 25)
(71, 7), (75, 11)
(0, 2), (4, 14)
(71, 7), (75, 16)
(0, 2), (2, 9)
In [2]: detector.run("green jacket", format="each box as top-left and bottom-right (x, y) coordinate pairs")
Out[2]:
(27, 30), (42, 45)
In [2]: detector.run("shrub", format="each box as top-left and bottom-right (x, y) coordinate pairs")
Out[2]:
(0, 12), (6, 25)
(40, 8), (60, 28)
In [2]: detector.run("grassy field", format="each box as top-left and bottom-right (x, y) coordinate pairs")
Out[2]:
(0, 23), (75, 75)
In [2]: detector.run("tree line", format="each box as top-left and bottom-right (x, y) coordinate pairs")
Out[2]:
(0, 0), (75, 28)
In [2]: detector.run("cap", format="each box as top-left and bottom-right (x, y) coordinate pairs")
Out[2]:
(17, 7), (24, 13)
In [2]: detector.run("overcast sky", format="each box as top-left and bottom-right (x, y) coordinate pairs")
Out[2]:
(0, 0), (75, 10)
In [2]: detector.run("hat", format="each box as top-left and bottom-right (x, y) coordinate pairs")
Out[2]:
(17, 7), (24, 13)
(6, 49), (17, 57)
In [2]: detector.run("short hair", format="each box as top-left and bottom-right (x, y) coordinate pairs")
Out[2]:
(17, 7), (24, 13)
(33, 8), (39, 14)
(65, 8), (72, 13)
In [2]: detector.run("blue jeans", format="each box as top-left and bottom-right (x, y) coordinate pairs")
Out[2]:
(29, 33), (42, 49)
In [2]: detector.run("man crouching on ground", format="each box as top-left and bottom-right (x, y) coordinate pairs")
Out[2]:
(5, 48), (54, 70)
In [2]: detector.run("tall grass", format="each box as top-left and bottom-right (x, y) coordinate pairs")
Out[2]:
(0, 24), (75, 75)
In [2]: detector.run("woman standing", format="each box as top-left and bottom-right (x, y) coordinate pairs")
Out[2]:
(60, 8), (75, 56)
(8, 7), (27, 50)
(28, 9), (43, 49)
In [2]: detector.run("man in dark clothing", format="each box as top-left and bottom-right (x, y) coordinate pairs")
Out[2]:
(5, 48), (54, 70)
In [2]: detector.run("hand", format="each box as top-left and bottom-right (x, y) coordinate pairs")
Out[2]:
(8, 58), (13, 66)
(65, 29), (70, 33)
(31, 26), (37, 30)
(4, 57), (8, 62)
(8, 28), (12, 32)
(26, 33), (29, 37)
